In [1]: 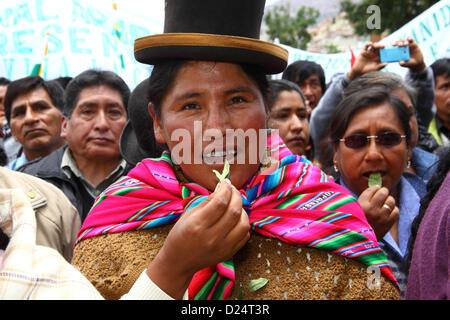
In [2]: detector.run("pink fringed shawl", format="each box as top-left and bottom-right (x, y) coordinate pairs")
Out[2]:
(76, 131), (398, 299)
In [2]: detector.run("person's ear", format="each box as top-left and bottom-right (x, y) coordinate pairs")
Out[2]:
(332, 141), (340, 162)
(332, 146), (341, 173)
(60, 116), (68, 140)
(406, 146), (414, 169)
(148, 103), (166, 144)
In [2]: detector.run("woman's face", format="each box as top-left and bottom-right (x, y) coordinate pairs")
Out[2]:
(333, 103), (412, 196)
(268, 90), (309, 156)
(151, 61), (268, 191)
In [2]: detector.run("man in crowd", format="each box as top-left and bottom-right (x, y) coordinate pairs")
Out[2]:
(0, 77), (20, 165)
(282, 60), (326, 112)
(19, 69), (133, 222)
(4, 76), (66, 170)
(429, 58), (450, 147)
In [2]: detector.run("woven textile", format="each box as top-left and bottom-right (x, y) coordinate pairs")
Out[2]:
(76, 131), (398, 299)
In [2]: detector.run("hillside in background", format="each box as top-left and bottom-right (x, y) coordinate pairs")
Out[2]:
(264, 0), (366, 53)
(266, 0), (344, 20)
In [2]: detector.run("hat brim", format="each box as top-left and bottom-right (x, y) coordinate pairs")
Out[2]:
(119, 120), (149, 166)
(134, 33), (288, 74)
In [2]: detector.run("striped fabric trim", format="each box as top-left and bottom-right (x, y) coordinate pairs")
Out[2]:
(76, 130), (398, 299)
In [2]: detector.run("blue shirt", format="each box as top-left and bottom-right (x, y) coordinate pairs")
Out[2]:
(6, 152), (28, 171)
(411, 147), (439, 182)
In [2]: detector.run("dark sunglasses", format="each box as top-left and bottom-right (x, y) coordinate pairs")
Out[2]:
(339, 132), (406, 149)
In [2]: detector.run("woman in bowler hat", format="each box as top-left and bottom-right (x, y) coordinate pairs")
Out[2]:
(72, 0), (400, 300)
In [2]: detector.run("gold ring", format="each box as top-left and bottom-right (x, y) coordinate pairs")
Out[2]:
(383, 204), (392, 211)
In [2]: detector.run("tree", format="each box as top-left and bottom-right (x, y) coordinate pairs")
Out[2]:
(324, 43), (342, 54)
(264, 4), (320, 50)
(340, 0), (440, 36)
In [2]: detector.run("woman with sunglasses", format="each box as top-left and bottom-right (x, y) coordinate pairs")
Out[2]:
(329, 86), (427, 298)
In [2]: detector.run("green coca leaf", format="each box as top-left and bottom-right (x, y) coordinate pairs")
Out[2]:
(368, 172), (382, 187)
(248, 278), (269, 293)
(212, 159), (230, 182)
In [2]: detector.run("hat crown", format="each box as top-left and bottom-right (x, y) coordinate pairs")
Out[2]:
(164, 0), (265, 39)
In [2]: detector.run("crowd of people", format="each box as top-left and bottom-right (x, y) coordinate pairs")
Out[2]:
(0, 0), (448, 301)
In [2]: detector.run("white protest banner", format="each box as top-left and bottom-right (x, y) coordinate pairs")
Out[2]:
(1, 0), (449, 87)
(380, 0), (450, 77)
(0, 0), (164, 89)
(281, 0), (450, 82)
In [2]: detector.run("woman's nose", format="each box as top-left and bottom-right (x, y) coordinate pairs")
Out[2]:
(364, 137), (383, 161)
(205, 105), (230, 132)
(290, 115), (304, 132)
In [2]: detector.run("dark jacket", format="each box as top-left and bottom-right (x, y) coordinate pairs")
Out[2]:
(18, 146), (134, 222)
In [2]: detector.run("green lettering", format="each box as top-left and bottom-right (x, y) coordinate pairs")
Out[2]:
(432, 13), (440, 31)
(13, 29), (34, 54)
(101, 32), (117, 57)
(0, 32), (7, 55)
(418, 20), (433, 42)
(411, 29), (419, 43)
(441, 5), (450, 27)
(324, 57), (333, 69)
(69, 27), (91, 54)
(24, 57), (31, 75)
(87, 7), (107, 26)
(0, 8), (14, 28)
(36, 0), (58, 21)
(13, 3), (34, 25)
(429, 42), (439, 60)
(2, 58), (14, 78)
(71, 0), (87, 24)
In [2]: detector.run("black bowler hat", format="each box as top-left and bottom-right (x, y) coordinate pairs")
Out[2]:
(134, 0), (288, 74)
(119, 79), (167, 166)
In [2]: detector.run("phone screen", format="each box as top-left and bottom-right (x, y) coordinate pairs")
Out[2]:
(379, 46), (410, 63)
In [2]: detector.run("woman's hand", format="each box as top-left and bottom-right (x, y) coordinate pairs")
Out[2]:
(393, 36), (426, 73)
(347, 42), (388, 80)
(146, 179), (250, 299)
(357, 186), (399, 240)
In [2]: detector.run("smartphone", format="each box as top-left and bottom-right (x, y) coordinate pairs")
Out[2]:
(379, 46), (410, 63)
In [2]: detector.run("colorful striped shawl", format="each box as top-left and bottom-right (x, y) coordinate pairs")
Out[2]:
(76, 131), (398, 299)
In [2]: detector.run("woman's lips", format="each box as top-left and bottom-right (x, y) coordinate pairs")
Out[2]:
(287, 137), (305, 145)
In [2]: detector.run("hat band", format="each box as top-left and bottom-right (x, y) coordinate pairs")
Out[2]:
(134, 33), (288, 62)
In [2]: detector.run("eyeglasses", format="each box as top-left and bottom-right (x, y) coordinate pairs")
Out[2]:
(339, 132), (406, 149)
